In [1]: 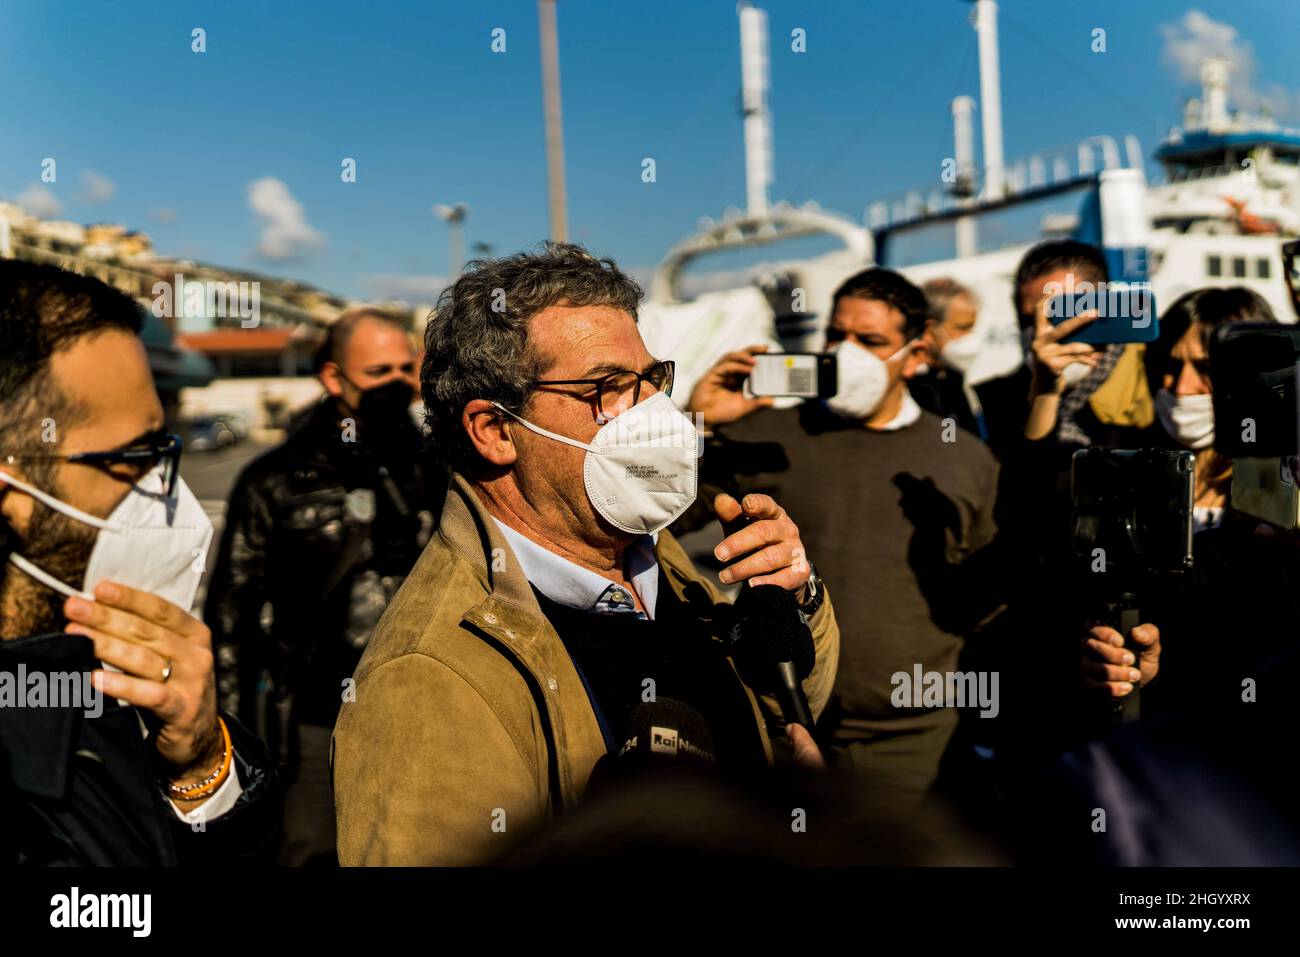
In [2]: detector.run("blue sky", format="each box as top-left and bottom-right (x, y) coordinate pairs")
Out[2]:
(1, 0), (1297, 301)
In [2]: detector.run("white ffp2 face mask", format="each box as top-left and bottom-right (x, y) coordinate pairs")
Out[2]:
(939, 328), (983, 374)
(1156, 388), (1215, 450)
(825, 339), (913, 421)
(495, 391), (699, 536)
(0, 463), (214, 612)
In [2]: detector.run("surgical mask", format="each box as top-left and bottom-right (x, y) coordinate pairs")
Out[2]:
(1023, 324), (1090, 389)
(0, 463), (214, 611)
(1156, 389), (1215, 450)
(825, 339), (913, 421)
(1059, 361), (1093, 389)
(939, 329), (983, 374)
(494, 391), (698, 535)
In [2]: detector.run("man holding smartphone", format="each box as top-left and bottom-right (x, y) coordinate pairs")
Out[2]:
(1016, 240), (1153, 448)
(687, 267), (1000, 810)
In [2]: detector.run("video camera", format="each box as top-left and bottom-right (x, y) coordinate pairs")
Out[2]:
(1211, 317), (1300, 530)
(1070, 449), (1195, 723)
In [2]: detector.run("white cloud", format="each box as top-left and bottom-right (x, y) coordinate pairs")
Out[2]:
(1159, 10), (1298, 121)
(363, 273), (448, 303)
(149, 207), (178, 224)
(15, 183), (61, 218)
(247, 177), (323, 261)
(80, 170), (116, 204)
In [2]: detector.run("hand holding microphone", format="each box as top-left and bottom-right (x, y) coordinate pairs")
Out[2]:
(712, 492), (810, 592)
(713, 493), (824, 768)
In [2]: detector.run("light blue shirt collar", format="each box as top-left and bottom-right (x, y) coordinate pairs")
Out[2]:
(491, 518), (660, 619)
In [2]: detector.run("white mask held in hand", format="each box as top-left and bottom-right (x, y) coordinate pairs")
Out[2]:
(1156, 388), (1215, 450)
(825, 339), (913, 421)
(495, 391), (698, 535)
(0, 463), (214, 611)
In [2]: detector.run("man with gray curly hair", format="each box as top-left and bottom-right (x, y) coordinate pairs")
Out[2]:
(332, 242), (839, 864)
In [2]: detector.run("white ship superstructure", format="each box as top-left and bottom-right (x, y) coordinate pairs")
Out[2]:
(642, 1), (1299, 404)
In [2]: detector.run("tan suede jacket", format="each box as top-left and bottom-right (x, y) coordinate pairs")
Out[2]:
(331, 473), (839, 865)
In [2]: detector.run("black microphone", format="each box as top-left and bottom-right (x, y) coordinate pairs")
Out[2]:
(615, 697), (717, 766)
(727, 582), (816, 730)
(586, 697), (717, 794)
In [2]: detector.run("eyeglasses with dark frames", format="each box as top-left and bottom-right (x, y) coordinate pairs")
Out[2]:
(532, 360), (675, 420)
(3, 433), (184, 497)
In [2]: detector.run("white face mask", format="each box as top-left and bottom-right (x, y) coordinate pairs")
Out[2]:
(0, 463), (214, 612)
(939, 328), (984, 374)
(825, 339), (913, 421)
(1058, 360), (1093, 389)
(494, 391), (699, 536)
(1156, 389), (1215, 450)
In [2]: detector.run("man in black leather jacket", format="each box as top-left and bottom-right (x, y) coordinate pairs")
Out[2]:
(204, 308), (446, 865)
(0, 260), (280, 865)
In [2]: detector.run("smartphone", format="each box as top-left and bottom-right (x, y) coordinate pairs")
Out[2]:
(747, 352), (837, 399)
(1232, 456), (1300, 530)
(1210, 322), (1300, 458)
(1048, 285), (1158, 345)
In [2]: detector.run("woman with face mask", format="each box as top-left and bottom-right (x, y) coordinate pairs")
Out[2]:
(1144, 287), (1278, 532)
(1081, 288), (1289, 732)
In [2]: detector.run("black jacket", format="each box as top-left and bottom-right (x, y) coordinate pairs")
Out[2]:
(205, 398), (447, 754)
(0, 631), (281, 866)
(909, 364), (1033, 463)
(1016, 519), (1300, 865)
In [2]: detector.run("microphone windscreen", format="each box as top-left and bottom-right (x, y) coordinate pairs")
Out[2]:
(728, 583), (816, 690)
(617, 697), (717, 765)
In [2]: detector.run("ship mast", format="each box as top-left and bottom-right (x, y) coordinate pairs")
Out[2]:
(952, 95), (978, 257)
(973, 0), (1006, 202)
(739, 2), (773, 217)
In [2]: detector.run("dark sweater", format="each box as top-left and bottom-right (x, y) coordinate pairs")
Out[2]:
(706, 402), (999, 737)
(531, 578), (768, 774)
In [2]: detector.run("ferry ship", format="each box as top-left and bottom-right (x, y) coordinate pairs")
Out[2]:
(640, 1), (1300, 402)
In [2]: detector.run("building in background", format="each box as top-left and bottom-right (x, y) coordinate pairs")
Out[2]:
(0, 202), (425, 439)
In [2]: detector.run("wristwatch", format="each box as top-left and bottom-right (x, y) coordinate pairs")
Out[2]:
(796, 561), (825, 622)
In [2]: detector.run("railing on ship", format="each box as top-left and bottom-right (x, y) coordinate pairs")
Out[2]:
(865, 133), (1143, 233)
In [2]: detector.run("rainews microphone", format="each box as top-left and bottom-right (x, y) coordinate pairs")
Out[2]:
(616, 697), (717, 767)
(728, 582), (816, 730)
(586, 697), (717, 794)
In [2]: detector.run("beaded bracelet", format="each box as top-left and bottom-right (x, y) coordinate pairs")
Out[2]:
(168, 717), (233, 801)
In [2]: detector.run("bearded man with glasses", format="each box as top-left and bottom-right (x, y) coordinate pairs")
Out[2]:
(0, 259), (280, 865)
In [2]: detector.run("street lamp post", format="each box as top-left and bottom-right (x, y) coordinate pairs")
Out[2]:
(538, 0), (568, 242)
(434, 203), (469, 278)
